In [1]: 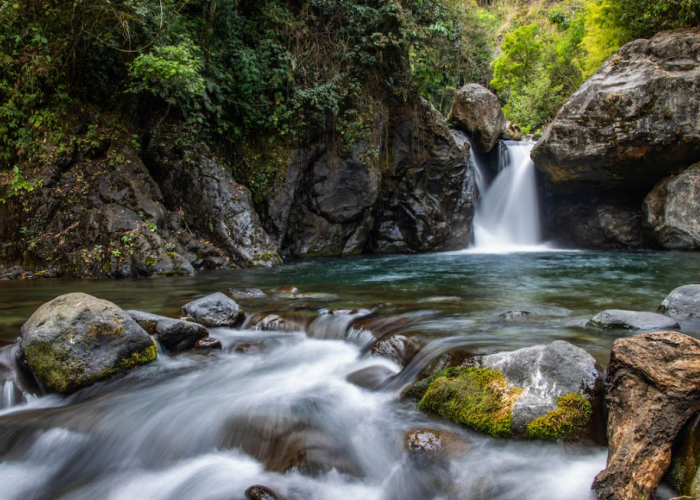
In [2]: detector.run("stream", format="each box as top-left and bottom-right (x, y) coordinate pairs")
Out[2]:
(1, 250), (700, 499)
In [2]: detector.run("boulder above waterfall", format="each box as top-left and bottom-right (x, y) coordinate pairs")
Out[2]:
(19, 293), (157, 393)
(531, 29), (700, 193)
(448, 83), (506, 153)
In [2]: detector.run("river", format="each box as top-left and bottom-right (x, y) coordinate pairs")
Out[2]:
(1, 250), (698, 499)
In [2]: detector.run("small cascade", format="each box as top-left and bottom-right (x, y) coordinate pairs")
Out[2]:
(471, 141), (544, 251)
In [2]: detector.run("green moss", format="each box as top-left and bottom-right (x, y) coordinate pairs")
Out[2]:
(118, 341), (157, 369)
(525, 393), (592, 441)
(23, 337), (157, 394)
(417, 367), (523, 438)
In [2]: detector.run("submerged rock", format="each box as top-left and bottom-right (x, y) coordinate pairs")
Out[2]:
(404, 428), (469, 457)
(127, 310), (208, 352)
(412, 341), (602, 441)
(499, 310), (534, 320)
(659, 285), (700, 320)
(247, 310), (316, 332)
(370, 334), (424, 367)
(245, 485), (284, 500)
(19, 293), (156, 393)
(194, 337), (222, 350)
(588, 310), (679, 331)
(593, 331), (700, 500)
(346, 365), (397, 390)
(182, 293), (244, 327)
(532, 29), (700, 193)
(224, 287), (267, 300)
(220, 414), (362, 477)
(644, 165), (700, 249)
(448, 83), (506, 152)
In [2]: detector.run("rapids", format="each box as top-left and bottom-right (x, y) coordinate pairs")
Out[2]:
(1, 251), (699, 500)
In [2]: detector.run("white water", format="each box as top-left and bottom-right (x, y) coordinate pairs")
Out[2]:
(0, 321), (607, 500)
(471, 142), (545, 252)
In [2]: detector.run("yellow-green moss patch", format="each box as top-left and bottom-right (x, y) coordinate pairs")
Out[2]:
(417, 367), (523, 438)
(525, 393), (592, 441)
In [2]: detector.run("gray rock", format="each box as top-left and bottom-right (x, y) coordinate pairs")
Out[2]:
(644, 164), (700, 249)
(346, 365), (397, 390)
(588, 310), (679, 331)
(223, 287), (267, 300)
(545, 200), (646, 249)
(660, 285), (700, 320)
(532, 30), (700, 193)
(479, 340), (602, 435)
(182, 293), (244, 327)
(448, 83), (506, 152)
(371, 99), (476, 253)
(127, 310), (208, 352)
(261, 98), (478, 257)
(19, 293), (156, 393)
(146, 138), (281, 268)
(371, 334), (423, 367)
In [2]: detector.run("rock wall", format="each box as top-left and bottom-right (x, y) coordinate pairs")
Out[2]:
(0, 127), (280, 278)
(264, 98), (479, 258)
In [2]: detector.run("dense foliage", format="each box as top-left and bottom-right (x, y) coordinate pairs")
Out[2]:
(489, 0), (700, 133)
(0, 0), (496, 200)
(1, 0), (699, 197)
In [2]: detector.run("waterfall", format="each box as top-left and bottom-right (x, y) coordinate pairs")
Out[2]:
(471, 141), (544, 251)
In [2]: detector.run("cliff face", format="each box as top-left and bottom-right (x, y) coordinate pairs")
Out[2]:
(0, 98), (483, 278)
(264, 98), (479, 258)
(0, 127), (280, 278)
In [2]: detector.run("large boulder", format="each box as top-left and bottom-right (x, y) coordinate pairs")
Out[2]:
(448, 83), (506, 153)
(659, 284), (700, 320)
(532, 29), (700, 193)
(277, 142), (381, 257)
(593, 331), (700, 500)
(588, 310), (679, 331)
(19, 293), (157, 393)
(643, 163), (700, 249)
(414, 341), (602, 441)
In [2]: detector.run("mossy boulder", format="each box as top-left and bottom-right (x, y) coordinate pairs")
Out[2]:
(19, 293), (157, 393)
(412, 341), (602, 441)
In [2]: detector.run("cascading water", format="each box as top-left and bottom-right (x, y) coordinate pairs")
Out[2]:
(471, 141), (544, 251)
